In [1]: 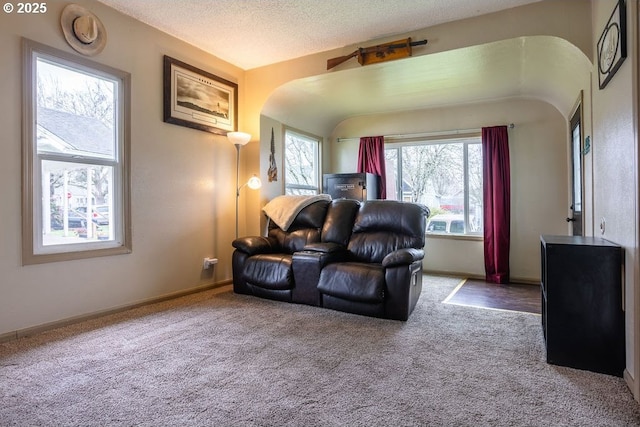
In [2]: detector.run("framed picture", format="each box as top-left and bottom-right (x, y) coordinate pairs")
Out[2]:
(163, 55), (237, 134)
(597, 0), (626, 90)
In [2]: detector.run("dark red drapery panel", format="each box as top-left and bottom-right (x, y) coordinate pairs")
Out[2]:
(482, 126), (510, 284)
(357, 136), (387, 199)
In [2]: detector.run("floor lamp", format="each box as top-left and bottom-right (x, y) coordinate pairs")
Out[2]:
(228, 131), (262, 239)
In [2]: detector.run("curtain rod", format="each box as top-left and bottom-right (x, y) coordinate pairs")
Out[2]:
(335, 123), (515, 143)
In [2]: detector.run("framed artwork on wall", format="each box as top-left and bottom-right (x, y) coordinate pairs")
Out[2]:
(163, 55), (238, 134)
(597, 0), (626, 90)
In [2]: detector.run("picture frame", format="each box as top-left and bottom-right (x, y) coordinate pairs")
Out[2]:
(163, 55), (237, 135)
(597, 0), (626, 90)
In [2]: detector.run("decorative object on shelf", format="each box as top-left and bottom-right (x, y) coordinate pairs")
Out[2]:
(228, 132), (261, 238)
(163, 55), (237, 135)
(327, 37), (427, 70)
(60, 4), (107, 56)
(267, 127), (278, 182)
(597, 0), (626, 90)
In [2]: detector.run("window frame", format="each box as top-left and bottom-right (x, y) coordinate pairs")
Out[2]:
(385, 135), (483, 238)
(22, 39), (132, 265)
(283, 127), (321, 195)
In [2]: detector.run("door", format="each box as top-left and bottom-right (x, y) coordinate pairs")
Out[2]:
(568, 102), (583, 236)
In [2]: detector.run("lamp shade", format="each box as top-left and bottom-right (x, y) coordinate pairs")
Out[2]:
(247, 175), (262, 190)
(227, 131), (251, 146)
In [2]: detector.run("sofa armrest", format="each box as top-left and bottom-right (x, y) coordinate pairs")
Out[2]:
(382, 248), (424, 268)
(232, 236), (275, 256)
(303, 242), (347, 254)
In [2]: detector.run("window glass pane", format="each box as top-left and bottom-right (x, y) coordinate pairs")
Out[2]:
(41, 160), (114, 246)
(427, 220), (447, 232)
(402, 143), (463, 208)
(384, 149), (399, 200)
(284, 129), (319, 194)
(572, 124), (582, 213)
(450, 220), (464, 234)
(386, 137), (482, 236)
(36, 58), (116, 159)
(467, 143), (483, 233)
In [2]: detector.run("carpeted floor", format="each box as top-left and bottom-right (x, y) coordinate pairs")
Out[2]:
(1, 275), (639, 426)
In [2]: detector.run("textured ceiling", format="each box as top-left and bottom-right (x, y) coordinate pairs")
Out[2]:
(94, 0), (589, 133)
(97, 0), (543, 70)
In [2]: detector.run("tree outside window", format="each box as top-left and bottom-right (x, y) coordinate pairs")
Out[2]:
(284, 129), (320, 195)
(385, 137), (483, 235)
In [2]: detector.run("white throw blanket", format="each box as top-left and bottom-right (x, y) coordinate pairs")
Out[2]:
(262, 194), (331, 231)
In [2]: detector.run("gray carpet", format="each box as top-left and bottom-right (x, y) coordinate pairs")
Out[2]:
(1, 275), (639, 426)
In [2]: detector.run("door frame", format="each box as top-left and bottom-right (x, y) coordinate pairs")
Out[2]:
(567, 91), (590, 236)
(568, 93), (585, 236)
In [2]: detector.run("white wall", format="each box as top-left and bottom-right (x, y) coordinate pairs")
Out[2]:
(590, 0), (638, 394)
(331, 99), (568, 282)
(0, 1), (244, 338)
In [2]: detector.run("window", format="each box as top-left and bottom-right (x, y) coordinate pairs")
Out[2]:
(385, 136), (483, 236)
(22, 39), (131, 264)
(284, 128), (321, 195)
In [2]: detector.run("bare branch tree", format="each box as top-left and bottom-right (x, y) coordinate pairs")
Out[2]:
(402, 144), (461, 203)
(285, 133), (317, 190)
(38, 64), (114, 207)
(37, 70), (114, 126)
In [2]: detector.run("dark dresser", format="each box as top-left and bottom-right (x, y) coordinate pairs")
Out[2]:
(540, 235), (624, 376)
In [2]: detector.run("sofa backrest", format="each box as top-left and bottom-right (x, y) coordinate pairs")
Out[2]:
(268, 199), (330, 253)
(321, 199), (361, 246)
(348, 200), (429, 263)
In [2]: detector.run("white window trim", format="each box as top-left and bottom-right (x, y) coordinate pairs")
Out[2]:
(22, 38), (132, 265)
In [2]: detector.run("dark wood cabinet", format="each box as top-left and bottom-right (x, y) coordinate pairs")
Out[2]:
(540, 235), (624, 377)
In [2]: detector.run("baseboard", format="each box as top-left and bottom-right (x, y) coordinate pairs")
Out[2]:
(624, 368), (638, 402)
(0, 280), (233, 344)
(0, 331), (16, 342)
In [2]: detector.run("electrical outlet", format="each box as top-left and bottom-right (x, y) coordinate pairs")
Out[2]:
(203, 257), (218, 269)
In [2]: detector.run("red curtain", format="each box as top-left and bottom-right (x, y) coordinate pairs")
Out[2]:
(482, 126), (510, 284)
(357, 136), (387, 199)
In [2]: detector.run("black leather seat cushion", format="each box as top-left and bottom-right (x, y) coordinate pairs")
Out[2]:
(317, 262), (384, 303)
(244, 254), (293, 290)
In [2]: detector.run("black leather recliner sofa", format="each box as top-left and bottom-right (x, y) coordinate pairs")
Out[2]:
(231, 198), (429, 320)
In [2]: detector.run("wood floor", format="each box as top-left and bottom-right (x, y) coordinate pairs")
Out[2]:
(443, 278), (541, 314)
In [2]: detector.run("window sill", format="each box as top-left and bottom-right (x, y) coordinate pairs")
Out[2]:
(425, 233), (483, 242)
